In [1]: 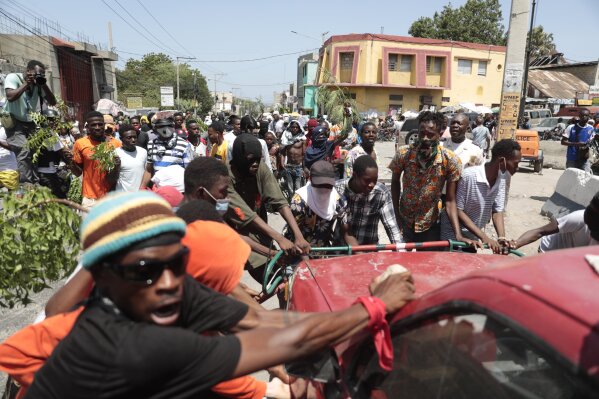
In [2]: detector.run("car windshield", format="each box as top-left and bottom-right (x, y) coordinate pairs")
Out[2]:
(347, 312), (597, 399)
(538, 118), (558, 127)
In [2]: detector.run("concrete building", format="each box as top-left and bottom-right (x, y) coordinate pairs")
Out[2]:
(296, 52), (319, 114)
(211, 91), (233, 112)
(316, 33), (506, 114)
(0, 34), (118, 124)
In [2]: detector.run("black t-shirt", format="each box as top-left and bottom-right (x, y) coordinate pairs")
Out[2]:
(25, 276), (249, 399)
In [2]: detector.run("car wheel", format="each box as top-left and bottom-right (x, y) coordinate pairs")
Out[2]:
(533, 153), (543, 173)
(405, 131), (418, 146)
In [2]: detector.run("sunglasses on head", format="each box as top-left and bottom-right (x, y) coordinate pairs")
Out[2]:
(102, 246), (189, 286)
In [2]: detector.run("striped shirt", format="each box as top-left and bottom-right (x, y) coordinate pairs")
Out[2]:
(440, 164), (506, 240)
(147, 136), (193, 171)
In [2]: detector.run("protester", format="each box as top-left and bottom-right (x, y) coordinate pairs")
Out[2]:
(336, 155), (402, 245)
(304, 109), (352, 171)
(279, 120), (307, 198)
(0, 125), (19, 190)
(114, 125), (148, 192)
(151, 164), (185, 193)
(561, 108), (594, 173)
(58, 124), (76, 151)
(103, 114), (117, 140)
(471, 116), (492, 157)
(440, 139), (521, 253)
(70, 111), (122, 208)
(141, 118), (193, 188)
(3, 60), (57, 183)
(344, 122), (377, 179)
(186, 119), (207, 158)
(512, 193), (599, 252)
(305, 118), (319, 147)
(225, 134), (311, 280)
(444, 113), (484, 169)
(269, 111), (285, 136)
(131, 115), (149, 149)
(264, 131), (281, 173)
(288, 160), (354, 247)
(173, 111), (187, 138)
(389, 111), (469, 245)
(207, 120), (227, 162)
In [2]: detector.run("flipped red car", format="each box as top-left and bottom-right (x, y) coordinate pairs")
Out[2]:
(286, 248), (599, 398)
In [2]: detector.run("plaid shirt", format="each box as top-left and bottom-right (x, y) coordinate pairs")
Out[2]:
(335, 179), (403, 245)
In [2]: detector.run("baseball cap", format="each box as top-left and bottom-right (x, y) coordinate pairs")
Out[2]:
(310, 160), (336, 186)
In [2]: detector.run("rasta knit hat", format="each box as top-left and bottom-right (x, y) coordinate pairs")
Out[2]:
(80, 191), (187, 269)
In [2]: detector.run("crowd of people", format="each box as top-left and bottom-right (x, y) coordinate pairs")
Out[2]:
(2, 59), (599, 398)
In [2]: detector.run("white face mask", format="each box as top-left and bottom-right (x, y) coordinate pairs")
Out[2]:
(202, 187), (230, 216)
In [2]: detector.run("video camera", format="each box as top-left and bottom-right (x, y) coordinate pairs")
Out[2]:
(34, 72), (46, 86)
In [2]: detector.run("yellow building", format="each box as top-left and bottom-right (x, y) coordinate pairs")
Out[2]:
(317, 33), (506, 114)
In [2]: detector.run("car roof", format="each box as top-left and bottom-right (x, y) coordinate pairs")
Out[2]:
(292, 251), (504, 311)
(464, 246), (599, 329)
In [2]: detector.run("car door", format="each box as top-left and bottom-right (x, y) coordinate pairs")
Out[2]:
(346, 309), (597, 399)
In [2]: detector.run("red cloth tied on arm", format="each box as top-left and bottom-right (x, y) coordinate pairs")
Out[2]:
(354, 296), (393, 371)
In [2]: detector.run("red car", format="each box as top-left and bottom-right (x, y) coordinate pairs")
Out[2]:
(286, 248), (599, 398)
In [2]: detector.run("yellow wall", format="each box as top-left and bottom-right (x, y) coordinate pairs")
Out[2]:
(318, 36), (506, 113)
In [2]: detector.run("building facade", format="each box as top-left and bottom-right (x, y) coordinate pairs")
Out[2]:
(296, 52), (319, 114)
(211, 91), (233, 112)
(316, 34), (506, 114)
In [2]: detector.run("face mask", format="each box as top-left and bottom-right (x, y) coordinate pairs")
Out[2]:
(202, 187), (230, 215)
(157, 126), (175, 139)
(499, 158), (511, 179)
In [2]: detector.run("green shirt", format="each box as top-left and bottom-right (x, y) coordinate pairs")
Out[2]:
(3, 73), (46, 122)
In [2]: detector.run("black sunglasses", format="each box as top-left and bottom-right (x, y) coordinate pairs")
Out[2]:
(103, 246), (189, 286)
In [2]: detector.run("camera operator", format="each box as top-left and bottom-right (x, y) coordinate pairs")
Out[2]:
(3, 60), (57, 183)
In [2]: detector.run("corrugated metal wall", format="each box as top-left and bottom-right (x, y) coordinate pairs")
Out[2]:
(56, 47), (93, 126)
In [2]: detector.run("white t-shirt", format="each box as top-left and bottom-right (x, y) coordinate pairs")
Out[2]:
(442, 138), (484, 169)
(116, 146), (147, 192)
(0, 127), (18, 171)
(539, 210), (598, 252)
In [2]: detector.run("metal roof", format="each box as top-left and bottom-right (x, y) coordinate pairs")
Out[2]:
(528, 69), (589, 99)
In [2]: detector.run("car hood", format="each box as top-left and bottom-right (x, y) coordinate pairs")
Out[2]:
(289, 251), (504, 313)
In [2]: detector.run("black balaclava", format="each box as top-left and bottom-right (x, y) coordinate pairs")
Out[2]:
(231, 133), (262, 175)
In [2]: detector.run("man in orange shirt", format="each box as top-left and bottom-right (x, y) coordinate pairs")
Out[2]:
(71, 111), (121, 209)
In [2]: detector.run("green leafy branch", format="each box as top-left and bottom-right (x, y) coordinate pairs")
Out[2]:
(0, 186), (81, 308)
(316, 67), (361, 125)
(91, 142), (117, 173)
(26, 101), (73, 163)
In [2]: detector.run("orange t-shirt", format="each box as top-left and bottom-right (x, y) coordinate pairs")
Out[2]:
(72, 136), (121, 199)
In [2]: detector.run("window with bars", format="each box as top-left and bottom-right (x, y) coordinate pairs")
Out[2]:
(426, 56), (443, 74)
(478, 60), (488, 76)
(340, 52), (354, 70)
(388, 54), (398, 71)
(457, 59), (473, 75)
(400, 55), (413, 72)
(389, 94), (403, 101)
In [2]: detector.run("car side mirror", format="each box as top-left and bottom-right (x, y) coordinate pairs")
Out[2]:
(285, 348), (340, 383)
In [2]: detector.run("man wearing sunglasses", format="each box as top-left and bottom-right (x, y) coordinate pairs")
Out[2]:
(13, 190), (414, 398)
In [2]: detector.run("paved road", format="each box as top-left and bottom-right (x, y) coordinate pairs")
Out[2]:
(0, 140), (562, 388)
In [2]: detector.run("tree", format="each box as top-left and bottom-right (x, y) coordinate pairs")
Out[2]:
(408, 0), (507, 46)
(529, 25), (557, 59)
(116, 53), (213, 114)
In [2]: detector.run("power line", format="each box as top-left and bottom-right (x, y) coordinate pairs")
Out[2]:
(111, 0), (183, 57)
(219, 80), (293, 87)
(188, 48), (319, 63)
(134, 0), (190, 55)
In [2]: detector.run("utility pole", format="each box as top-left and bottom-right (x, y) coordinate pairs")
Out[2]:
(497, 0), (531, 140)
(176, 56), (196, 108)
(107, 22), (118, 101)
(209, 73), (226, 112)
(519, 0), (538, 126)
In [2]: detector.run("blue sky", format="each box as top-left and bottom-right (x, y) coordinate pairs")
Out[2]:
(4, 0), (597, 102)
